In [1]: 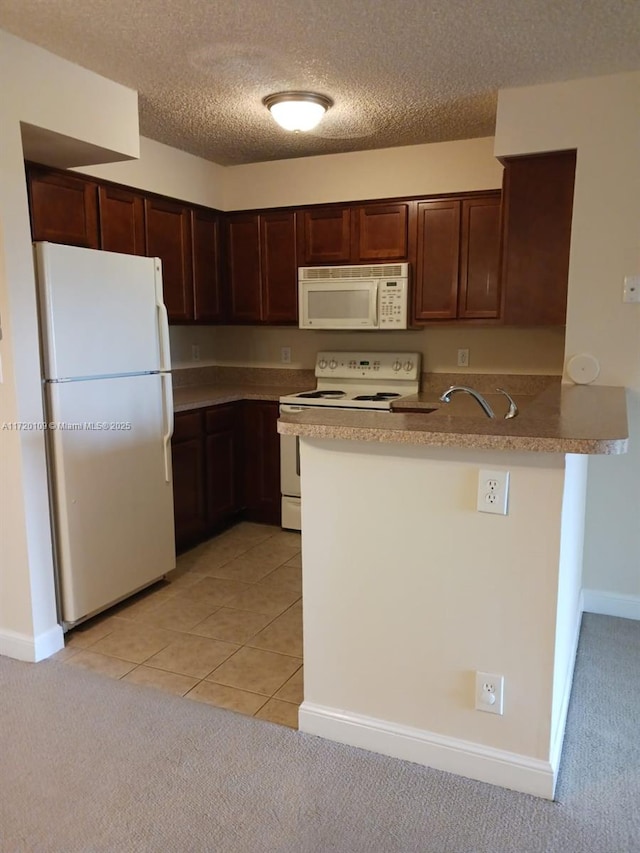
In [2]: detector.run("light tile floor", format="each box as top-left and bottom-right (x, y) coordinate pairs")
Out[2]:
(56, 523), (303, 729)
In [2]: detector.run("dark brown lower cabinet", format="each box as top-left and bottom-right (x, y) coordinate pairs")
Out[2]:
(205, 405), (242, 529)
(243, 400), (281, 526)
(172, 400), (280, 550)
(171, 411), (207, 551)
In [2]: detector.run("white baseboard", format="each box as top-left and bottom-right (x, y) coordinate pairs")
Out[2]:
(582, 589), (640, 621)
(0, 624), (64, 662)
(299, 702), (555, 799)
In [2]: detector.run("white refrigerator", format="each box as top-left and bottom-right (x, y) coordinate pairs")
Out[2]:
(35, 242), (176, 628)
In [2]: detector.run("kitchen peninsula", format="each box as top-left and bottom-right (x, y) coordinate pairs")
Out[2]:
(278, 384), (627, 799)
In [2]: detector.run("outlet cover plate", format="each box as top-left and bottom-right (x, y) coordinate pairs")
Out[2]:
(457, 348), (470, 367)
(477, 469), (509, 515)
(623, 275), (640, 303)
(475, 671), (504, 715)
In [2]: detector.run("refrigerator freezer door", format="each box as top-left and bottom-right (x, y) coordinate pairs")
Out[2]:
(35, 242), (166, 380)
(46, 373), (176, 624)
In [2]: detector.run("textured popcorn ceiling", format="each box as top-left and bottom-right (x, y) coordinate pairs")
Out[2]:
(1, 0), (639, 166)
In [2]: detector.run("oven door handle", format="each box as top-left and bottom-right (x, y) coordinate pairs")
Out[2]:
(295, 436), (301, 477)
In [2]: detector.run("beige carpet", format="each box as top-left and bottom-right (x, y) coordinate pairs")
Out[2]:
(1, 613), (639, 852)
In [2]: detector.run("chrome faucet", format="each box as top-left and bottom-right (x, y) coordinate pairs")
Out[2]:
(439, 386), (495, 418)
(496, 388), (519, 420)
(439, 386), (520, 420)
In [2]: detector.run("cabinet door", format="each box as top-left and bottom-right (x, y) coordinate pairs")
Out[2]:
(243, 401), (281, 526)
(226, 214), (262, 322)
(171, 411), (206, 550)
(98, 185), (145, 255)
(145, 197), (194, 323)
(27, 167), (99, 248)
(205, 405), (241, 527)
(458, 194), (501, 319)
(414, 200), (460, 321)
(192, 209), (223, 322)
(298, 206), (352, 265)
(500, 150), (576, 325)
(261, 211), (297, 324)
(353, 202), (410, 261)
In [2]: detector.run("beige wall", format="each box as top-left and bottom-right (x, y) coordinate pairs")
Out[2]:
(171, 323), (565, 375)
(76, 136), (227, 210)
(300, 438), (583, 796)
(0, 30), (140, 659)
(225, 136), (502, 209)
(495, 72), (640, 604)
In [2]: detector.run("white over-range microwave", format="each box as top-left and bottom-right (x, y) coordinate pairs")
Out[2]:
(298, 263), (409, 330)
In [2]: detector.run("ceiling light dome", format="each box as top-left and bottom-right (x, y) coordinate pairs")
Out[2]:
(263, 91), (333, 132)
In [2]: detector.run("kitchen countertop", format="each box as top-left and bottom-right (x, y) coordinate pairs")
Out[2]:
(277, 384), (629, 455)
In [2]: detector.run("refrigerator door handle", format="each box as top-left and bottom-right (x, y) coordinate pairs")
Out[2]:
(155, 261), (171, 372)
(161, 373), (174, 483)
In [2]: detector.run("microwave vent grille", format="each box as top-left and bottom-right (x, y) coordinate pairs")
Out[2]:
(301, 264), (406, 280)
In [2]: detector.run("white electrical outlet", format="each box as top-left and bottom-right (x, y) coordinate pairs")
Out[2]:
(191, 345), (200, 362)
(477, 469), (509, 515)
(475, 671), (504, 715)
(457, 348), (470, 367)
(623, 275), (640, 303)
(281, 346), (292, 364)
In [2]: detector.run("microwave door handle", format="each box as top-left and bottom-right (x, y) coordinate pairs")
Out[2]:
(371, 283), (378, 325)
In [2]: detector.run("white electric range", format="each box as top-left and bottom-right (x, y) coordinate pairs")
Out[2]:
(279, 351), (421, 529)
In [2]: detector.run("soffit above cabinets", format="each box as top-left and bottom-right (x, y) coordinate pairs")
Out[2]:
(0, 0), (639, 166)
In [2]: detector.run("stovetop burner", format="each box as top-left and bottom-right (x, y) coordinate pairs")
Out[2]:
(352, 392), (401, 401)
(280, 351), (421, 411)
(296, 390), (346, 399)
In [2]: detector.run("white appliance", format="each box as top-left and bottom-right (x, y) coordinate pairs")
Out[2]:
(298, 263), (409, 330)
(279, 350), (421, 530)
(35, 242), (175, 628)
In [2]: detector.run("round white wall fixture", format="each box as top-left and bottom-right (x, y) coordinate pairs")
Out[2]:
(566, 353), (600, 384)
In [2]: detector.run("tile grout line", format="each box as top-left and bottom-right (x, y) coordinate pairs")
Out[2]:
(63, 523), (302, 725)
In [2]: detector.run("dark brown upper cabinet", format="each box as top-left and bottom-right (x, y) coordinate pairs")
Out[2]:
(500, 150), (576, 326)
(226, 210), (297, 324)
(458, 194), (501, 319)
(298, 206), (352, 265)
(260, 211), (297, 323)
(192, 208), (223, 323)
(413, 192), (501, 323)
(414, 199), (461, 321)
(27, 166), (99, 249)
(144, 197), (194, 323)
(226, 213), (262, 322)
(298, 201), (411, 266)
(98, 185), (145, 255)
(353, 202), (410, 261)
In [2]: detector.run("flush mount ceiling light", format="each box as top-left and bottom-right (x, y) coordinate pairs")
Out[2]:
(263, 91), (333, 132)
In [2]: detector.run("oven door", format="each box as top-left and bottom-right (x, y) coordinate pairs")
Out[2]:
(280, 404), (303, 530)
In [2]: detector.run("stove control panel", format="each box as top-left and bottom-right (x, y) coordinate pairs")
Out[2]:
(315, 351), (421, 381)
